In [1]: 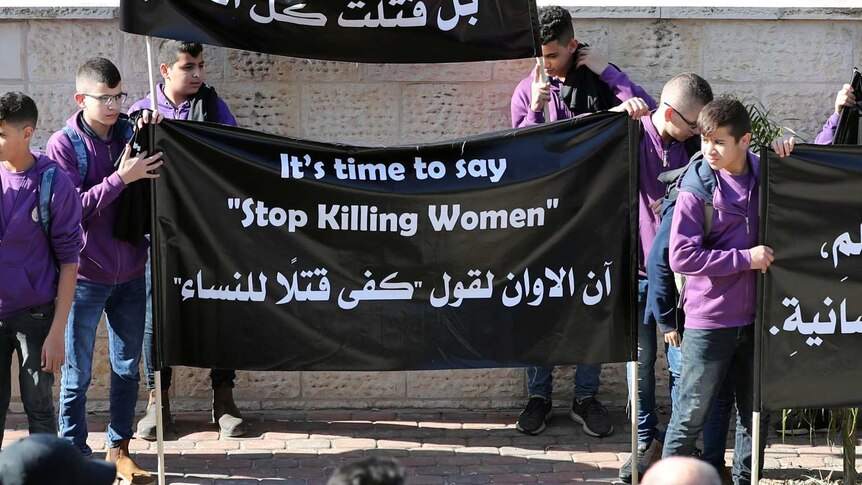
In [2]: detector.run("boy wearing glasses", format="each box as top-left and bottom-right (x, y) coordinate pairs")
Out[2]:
(0, 92), (82, 448)
(128, 40), (245, 441)
(45, 57), (162, 484)
(628, 73), (739, 483)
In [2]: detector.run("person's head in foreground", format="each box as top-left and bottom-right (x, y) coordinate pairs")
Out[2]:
(0, 434), (116, 485)
(327, 456), (405, 485)
(698, 97), (753, 175)
(642, 456), (722, 485)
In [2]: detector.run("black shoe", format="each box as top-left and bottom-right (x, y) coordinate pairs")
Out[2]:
(516, 397), (552, 435)
(774, 409), (830, 435)
(618, 439), (662, 483)
(570, 396), (613, 437)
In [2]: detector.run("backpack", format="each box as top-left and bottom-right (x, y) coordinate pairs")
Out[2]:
(36, 166), (57, 239)
(61, 116), (134, 184)
(642, 135), (717, 333)
(657, 158), (718, 299)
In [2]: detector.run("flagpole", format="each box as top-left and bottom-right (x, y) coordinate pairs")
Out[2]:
(752, 145), (770, 485)
(536, 57), (550, 122)
(631, 361), (639, 485)
(145, 35), (166, 485)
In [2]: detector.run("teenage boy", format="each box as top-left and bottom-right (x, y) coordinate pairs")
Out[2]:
(511, 4), (653, 438)
(46, 57), (163, 484)
(621, 73), (738, 483)
(128, 40), (245, 440)
(663, 98), (773, 485)
(0, 92), (82, 447)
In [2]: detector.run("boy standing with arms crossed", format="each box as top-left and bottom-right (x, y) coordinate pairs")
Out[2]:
(46, 58), (162, 484)
(0, 92), (82, 446)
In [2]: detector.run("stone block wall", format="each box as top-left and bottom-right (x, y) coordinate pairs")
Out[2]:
(1, 6), (860, 412)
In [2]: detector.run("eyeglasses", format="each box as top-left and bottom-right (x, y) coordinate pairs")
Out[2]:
(81, 92), (128, 107)
(664, 101), (698, 131)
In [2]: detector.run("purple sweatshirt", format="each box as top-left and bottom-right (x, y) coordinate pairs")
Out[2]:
(637, 115), (697, 275)
(511, 65), (656, 127)
(45, 112), (147, 285)
(128, 83), (237, 126)
(814, 112), (839, 145)
(669, 152), (760, 330)
(0, 153), (82, 319)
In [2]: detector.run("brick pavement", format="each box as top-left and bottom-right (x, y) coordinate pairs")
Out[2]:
(2, 408), (859, 484)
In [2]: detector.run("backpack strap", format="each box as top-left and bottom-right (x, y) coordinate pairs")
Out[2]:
(61, 126), (88, 183)
(37, 166), (57, 239)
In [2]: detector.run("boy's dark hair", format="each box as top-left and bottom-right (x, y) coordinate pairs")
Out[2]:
(158, 40), (204, 68)
(0, 91), (38, 129)
(327, 457), (405, 485)
(697, 97), (752, 142)
(76, 57), (121, 91)
(665, 72), (714, 110)
(538, 6), (574, 45)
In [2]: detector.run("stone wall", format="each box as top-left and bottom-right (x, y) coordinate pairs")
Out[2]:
(1, 7), (860, 412)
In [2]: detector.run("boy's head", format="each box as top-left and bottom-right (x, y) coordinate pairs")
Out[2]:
(538, 6), (577, 78)
(158, 40), (205, 98)
(0, 91), (38, 161)
(697, 98), (753, 173)
(75, 57), (125, 128)
(658, 73), (714, 142)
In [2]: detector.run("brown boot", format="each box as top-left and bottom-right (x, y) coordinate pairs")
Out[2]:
(136, 390), (171, 441)
(106, 439), (154, 484)
(212, 387), (247, 438)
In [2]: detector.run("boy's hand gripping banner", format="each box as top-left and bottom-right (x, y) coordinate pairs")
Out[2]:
(149, 113), (638, 371)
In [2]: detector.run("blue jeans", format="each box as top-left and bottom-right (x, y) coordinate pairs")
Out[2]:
(59, 277), (146, 453)
(142, 258), (235, 391)
(0, 303), (57, 445)
(527, 363), (600, 401)
(663, 325), (769, 485)
(628, 279), (733, 467)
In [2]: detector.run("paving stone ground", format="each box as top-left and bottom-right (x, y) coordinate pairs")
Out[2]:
(3, 408), (860, 484)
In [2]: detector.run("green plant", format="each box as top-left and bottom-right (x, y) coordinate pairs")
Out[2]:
(742, 97), (806, 147)
(747, 101), (784, 147)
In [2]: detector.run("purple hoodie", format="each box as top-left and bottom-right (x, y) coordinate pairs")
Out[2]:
(0, 153), (82, 319)
(637, 115), (698, 275)
(128, 83), (237, 126)
(669, 152), (760, 330)
(814, 112), (839, 145)
(511, 65), (656, 128)
(45, 111), (147, 285)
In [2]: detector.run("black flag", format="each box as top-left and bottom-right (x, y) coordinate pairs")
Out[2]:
(120, 0), (540, 63)
(833, 68), (862, 145)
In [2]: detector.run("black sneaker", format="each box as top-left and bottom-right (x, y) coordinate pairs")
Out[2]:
(618, 439), (662, 483)
(774, 409), (830, 435)
(516, 397), (552, 435)
(570, 396), (613, 437)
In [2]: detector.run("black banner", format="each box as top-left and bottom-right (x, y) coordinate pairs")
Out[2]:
(149, 113), (638, 371)
(834, 69), (862, 145)
(120, 0), (540, 64)
(760, 146), (862, 410)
